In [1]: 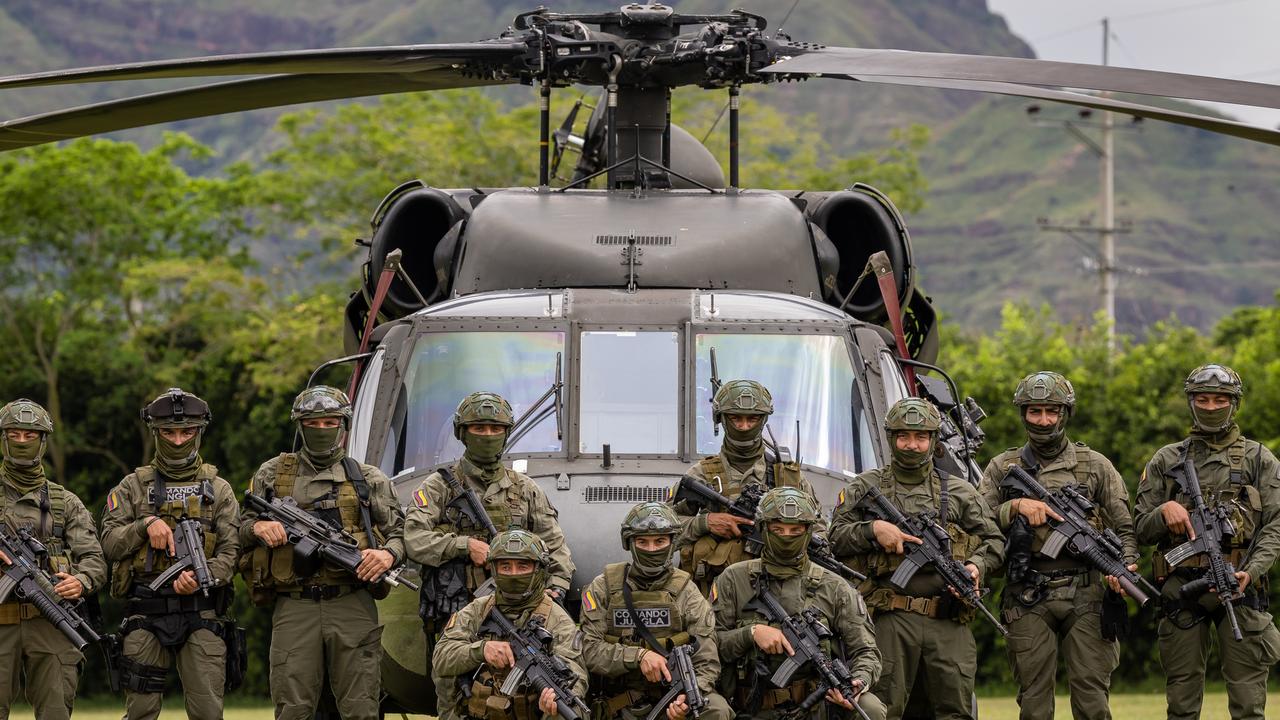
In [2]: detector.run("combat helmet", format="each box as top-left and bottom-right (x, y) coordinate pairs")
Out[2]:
(290, 386), (352, 424)
(487, 529), (550, 605)
(883, 397), (942, 436)
(620, 502), (680, 550)
(1184, 364), (1243, 433)
(141, 388), (211, 429)
(1013, 371), (1076, 416)
(0, 399), (53, 434)
(712, 380), (774, 424)
(756, 486), (820, 525)
(452, 392), (514, 440)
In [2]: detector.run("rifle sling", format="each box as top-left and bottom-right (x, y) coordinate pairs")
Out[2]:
(341, 456), (378, 549)
(621, 568), (668, 657)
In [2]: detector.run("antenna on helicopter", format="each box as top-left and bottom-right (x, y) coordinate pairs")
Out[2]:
(709, 347), (722, 436)
(794, 419), (802, 467)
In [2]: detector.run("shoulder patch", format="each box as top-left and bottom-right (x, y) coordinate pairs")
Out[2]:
(445, 612), (457, 630)
(413, 488), (429, 508)
(105, 491), (121, 513)
(1139, 468), (1147, 486)
(582, 590), (599, 612)
(708, 582), (718, 603)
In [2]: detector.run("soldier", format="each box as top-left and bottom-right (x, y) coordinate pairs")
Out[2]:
(977, 372), (1137, 720)
(100, 388), (242, 720)
(1134, 364), (1280, 720)
(432, 529), (587, 720)
(713, 487), (887, 720)
(0, 399), (106, 720)
(830, 398), (1002, 720)
(579, 502), (731, 720)
(239, 385), (407, 720)
(673, 379), (825, 594)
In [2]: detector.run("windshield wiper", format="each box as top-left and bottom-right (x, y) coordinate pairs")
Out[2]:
(506, 352), (564, 450)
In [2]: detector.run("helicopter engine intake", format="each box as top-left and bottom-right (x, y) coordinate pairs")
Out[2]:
(807, 186), (914, 325)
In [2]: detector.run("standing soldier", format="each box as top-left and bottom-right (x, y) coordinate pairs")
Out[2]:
(579, 502), (731, 720)
(673, 380), (825, 594)
(432, 529), (587, 720)
(101, 388), (242, 720)
(239, 386), (407, 720)
(1134, 364), (1280, 720)
(0, 399), (106, 720)
(830, 398), (1002, 720)
(978, 372), (1137, 720)
(714, 487), (887, 720)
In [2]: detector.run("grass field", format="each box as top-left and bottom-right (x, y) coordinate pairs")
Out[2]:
(49, 692), (1279, 719)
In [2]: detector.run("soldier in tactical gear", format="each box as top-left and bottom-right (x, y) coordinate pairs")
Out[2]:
(432, 529), (587, 720)
(101, 388), (242, 720)
(673, 380), (826, 594)
(977, 372), (1137, 720)
(0, 399), (106, 720)
(239, 385), (407, 720)
(1134, 364), (1280, 720)
(713, 487), (887, 720)
(830, 398), (1002, 720)
(579, 502), (731, 720)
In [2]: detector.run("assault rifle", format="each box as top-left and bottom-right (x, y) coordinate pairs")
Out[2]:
(859, 485), (1007, 636)
(645, 640), (707, 720)
(478, 605), (590, 720)
(743, 580), (871, 720)
(1000, 466), (1158, 607)
(0, 524), (102, 651)
(421, 468), (499, 622)
(244, 492), (418, 591)
(668, 475), (866, 582)
(147, 517), (216, 596)
(1164, 447), (1244, 641)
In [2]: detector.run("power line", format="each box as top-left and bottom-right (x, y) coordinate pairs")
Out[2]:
(1031, 0), (1259, 44)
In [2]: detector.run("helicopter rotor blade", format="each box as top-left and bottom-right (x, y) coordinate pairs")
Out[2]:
(0, 70), (513, 151)
(764, 47), (1280, 110)
(799, 73), (1280, 147)
(0, 43), (529, 90)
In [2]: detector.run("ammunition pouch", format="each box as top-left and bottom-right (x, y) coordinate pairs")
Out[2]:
(118, 655), (170, 694)
(465, 677), (540, 720)
(681, 534), (750, 595)
(1151, 546), (1247, 582)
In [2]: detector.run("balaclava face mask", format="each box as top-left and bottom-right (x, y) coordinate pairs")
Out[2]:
(1022, 407), (1069, 459)
(463, 429), (506, 474)
(1188, 398), (1239, 449)
(1, 434), (47, 493)
(761, 525), (811, 578)
(151, 429), (203, 482)
(630, 540), (675, 583)
(300, 423), (345, 469)
(890, 432), (935, 485)
(494, 566), (548, 614)
(722, 417), (765, 468)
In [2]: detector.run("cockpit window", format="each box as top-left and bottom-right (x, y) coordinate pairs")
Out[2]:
(694, 333), (875, 474)
(383, 331), (565, 475)
(578, 331), (679, 454)
(879, 349), (910, 408)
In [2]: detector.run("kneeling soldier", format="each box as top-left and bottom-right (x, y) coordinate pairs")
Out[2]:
(714, 487), (887, 720)
(580, 502), (731, 720)
(101, 389), (242, 719)
(433, 529), (587, 720)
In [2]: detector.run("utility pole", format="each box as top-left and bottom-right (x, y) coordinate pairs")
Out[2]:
(1099, 18), (1116, 349)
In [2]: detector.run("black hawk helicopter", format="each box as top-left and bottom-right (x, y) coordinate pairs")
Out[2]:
(3, 3), (1280, 716)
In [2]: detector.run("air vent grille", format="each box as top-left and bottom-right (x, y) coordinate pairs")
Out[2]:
(595, 235), (673, 246)
(583, 486), (670, 503)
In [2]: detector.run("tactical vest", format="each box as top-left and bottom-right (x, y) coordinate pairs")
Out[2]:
(463, 595), (557, 720)
(111, 464), (221, 598)
(680, 454), (803, 587)
(999, 443), (1107, 557)
(729, 560), (834, 702)
(243, 454), (383, 595)
(434, 464), (528, 590)
(850, 470), (977, 581)
(598, 563), (693, 697)
(0, 481), (71, 576)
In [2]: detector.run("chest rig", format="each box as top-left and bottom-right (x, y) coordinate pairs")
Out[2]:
(124, 465), (219, 588)
(243, 453), (382, 596)
(856, 470), (975, 579)
(680, 453), (802, 589)
(731, 561), (833, 708)
(598, 563), (692, 698)
(1003, 445), (1106, 559)
(435, 463), (526, 591)
(463, 595), (557, 720)
(0, 481), (70, 576)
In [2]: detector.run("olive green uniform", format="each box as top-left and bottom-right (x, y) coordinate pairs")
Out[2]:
(1134, 435), (1280, 720)
(831, 467), (1003, 720)
(674, 454), (826, 594)
(712, 558), (886, 720)
(432, 594), (587, 720)
(579, 562), (730, 720)
(979, 442), (1136, 720)
(405, 456), (575, 594)
(0, 481), (106, 720)
(101, 464), (240, 720)
(240, 453), (406, 720)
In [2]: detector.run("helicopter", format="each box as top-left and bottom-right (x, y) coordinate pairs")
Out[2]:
(4, 2), (1280, 716)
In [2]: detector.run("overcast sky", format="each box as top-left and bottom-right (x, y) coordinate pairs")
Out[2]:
(986, 0), (1280, 129)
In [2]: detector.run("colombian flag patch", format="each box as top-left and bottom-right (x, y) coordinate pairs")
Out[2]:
(709, 583), (718, 602)
(413, 488), (429, 508)
(836, 489), (846, 507)
(582, 590), (599, 611)
(106, 492), (120, 513)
